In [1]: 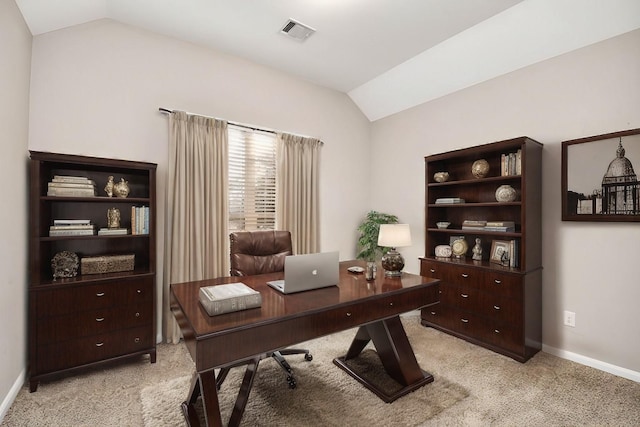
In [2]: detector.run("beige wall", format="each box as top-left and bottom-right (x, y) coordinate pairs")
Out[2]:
(370, 29), (640, 377)
(0, 0), (31, 418)
(27, 19), (372, 339)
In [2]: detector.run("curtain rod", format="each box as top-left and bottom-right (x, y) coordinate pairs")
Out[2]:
(159, 107), (276, 134)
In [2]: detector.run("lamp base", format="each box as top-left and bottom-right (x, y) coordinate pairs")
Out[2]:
(381, 248), (405, 277)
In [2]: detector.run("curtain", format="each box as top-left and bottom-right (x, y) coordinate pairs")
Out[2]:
(276, 133), (323, 254)
(163, 111), (229, 343)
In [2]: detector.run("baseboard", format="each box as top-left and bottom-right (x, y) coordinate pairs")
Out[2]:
(542, 344), (640, 383)
(0, 368), (25, 423)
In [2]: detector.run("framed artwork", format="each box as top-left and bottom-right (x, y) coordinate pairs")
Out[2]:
(562, 128), (640, 222)
(490, 240), (510, 265)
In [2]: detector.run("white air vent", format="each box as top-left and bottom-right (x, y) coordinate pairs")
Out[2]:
(280, 19), (316, 41)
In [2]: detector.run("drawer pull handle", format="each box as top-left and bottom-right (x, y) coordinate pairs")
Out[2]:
(346, 312), (351, 317)
(389, 302), (393, 307)
(430, 269), (435, 273)
(137, 289), (142, 294)
(96, 342), (104, 347)
(461, 293), (469, 298)
(430, 311), (436, 315)
(461, 273), (469, 278)
(461, 318), (469, 323)
(134, 337), (140, 343)
(494, 305), (501, 310)
(135, 312), (141, 317)
(494, 329), (500, 334)
(96, 292), (105, 297)
(96, 317), (105, 322)
(494, 279), (502, 284)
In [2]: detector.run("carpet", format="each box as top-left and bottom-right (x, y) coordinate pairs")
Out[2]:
(141, 326), (469, 427)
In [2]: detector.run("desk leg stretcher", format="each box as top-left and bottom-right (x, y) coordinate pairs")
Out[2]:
(333, 315), (434, 403)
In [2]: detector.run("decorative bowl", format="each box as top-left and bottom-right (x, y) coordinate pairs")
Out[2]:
(436, 221), (451, 229)
(433, 171), (450, 183)
(434, 245), (452, 258)
(495, 184), (517, 202)
(471, 159), (490, 178)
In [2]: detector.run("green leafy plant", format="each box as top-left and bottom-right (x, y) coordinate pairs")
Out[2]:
(356, 210), (399, 262)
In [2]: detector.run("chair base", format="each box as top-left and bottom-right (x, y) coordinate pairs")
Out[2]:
(216, 349), (312, 390)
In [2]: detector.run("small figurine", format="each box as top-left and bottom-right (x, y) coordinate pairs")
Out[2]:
(472, 238), (482, 261)
(107, 207), (121, 228)
(113, 178), (130, 198)
(104, 175), (114, 197)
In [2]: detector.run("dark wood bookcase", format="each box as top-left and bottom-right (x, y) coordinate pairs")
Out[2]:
(420, 137), (543, 362)
(28, 151), (157, 391)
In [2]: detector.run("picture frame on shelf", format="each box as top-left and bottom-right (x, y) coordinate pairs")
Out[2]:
(490, 240), (510, 265)
(561, 128), (640, 222)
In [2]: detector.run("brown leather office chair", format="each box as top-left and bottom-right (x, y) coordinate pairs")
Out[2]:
(222, 230), (312, 389)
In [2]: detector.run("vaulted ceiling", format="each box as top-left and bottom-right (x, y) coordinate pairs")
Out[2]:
(15, 0), (640, 121)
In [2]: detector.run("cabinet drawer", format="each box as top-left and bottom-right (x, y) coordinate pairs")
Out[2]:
(479, 271), (522, 299)
(35, 277), (153, 318)
(37, 303), (152, 345)
(36, 325), (153, 374)
(483, 320), (523, 355)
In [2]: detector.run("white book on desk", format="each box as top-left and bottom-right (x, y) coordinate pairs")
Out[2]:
(199, 282), (262, 316)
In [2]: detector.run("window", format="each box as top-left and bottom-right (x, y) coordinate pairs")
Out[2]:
(228, 125), (277, 232)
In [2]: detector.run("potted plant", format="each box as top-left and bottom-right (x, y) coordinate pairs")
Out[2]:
(356, 211), (399, 278)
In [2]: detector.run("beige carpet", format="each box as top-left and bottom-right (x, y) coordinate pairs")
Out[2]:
(3, 315), (640, 426)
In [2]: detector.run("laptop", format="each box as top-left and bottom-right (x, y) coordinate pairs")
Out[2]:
(267, 251), (339, 294)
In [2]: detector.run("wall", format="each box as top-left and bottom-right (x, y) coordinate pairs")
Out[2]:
(370, 29), (640, 378)
(0, 0), (31, 420)
(27, 19), (372, 341)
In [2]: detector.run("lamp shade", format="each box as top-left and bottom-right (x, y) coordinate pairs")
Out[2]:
(377, 224), (411, 248)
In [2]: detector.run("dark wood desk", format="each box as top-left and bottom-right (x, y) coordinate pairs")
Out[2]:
(170, 261), (439, 427)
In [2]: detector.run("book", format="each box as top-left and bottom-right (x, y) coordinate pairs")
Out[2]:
(54, 219), (91, 225)
(199, 282), (262, 316)
(485, 221), (515, 227)
(47, 188), (96, 197)
(50, 224), (95, 230)
(49, 228), (96, 236)
(53, 175), (94, 184)
(435, 198), (465, 204)
(483, 226), (515, 232)
(98, 228), (129, 235)
(48, 182), (96, 189)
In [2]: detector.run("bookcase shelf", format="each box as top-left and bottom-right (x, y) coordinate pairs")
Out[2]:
(28, 151), (157, 392)
(420, 137), (543, 362)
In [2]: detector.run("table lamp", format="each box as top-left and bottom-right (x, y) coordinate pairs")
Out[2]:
(377, 224), (412, 277)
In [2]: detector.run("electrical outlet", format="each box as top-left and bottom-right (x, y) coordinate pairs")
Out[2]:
(564, 310), (576, 327)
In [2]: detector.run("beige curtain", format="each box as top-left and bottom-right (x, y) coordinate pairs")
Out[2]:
(276, 133), (322, 254)
(163, 111), (229, 343)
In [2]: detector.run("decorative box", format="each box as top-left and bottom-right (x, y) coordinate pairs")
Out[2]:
(81, 254), (135, 275)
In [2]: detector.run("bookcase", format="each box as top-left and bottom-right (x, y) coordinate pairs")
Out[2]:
(28, 151), (157, 391)
(420, 137), (543, 362)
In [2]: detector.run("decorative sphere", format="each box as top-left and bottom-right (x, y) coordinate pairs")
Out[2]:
(433, 171), (449, 183)
(471, 159), (490, 178)
(495, 185), (517, 202)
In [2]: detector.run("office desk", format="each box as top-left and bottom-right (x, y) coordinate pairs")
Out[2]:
(170, 261), (439, 427)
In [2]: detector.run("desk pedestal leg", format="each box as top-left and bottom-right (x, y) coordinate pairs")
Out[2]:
(182, 371), (223, 427)
(333, 315), (433, 403)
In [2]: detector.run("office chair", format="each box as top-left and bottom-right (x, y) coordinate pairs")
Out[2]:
(218, 230), (312, 389)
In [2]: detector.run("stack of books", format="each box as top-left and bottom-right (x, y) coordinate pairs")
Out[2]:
(47, 175), (97, 197)
(435, 197), (465, 204)
(501, 149), (522, 176)
(461, 220), (487, 231)
(49, 219), (96, 236)
(131, 206), (150, 235)
(199, 282), (262, 316)
(484, 221), (515, 232)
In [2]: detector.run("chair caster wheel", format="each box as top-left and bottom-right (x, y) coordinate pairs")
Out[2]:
(287, 376), (296, 389)
(304, 354), (313, 361)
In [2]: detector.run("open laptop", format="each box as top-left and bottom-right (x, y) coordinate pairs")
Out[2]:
(267, 251), (339, 294)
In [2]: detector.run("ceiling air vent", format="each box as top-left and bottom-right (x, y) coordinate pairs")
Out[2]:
(280, 19), (316, 41)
